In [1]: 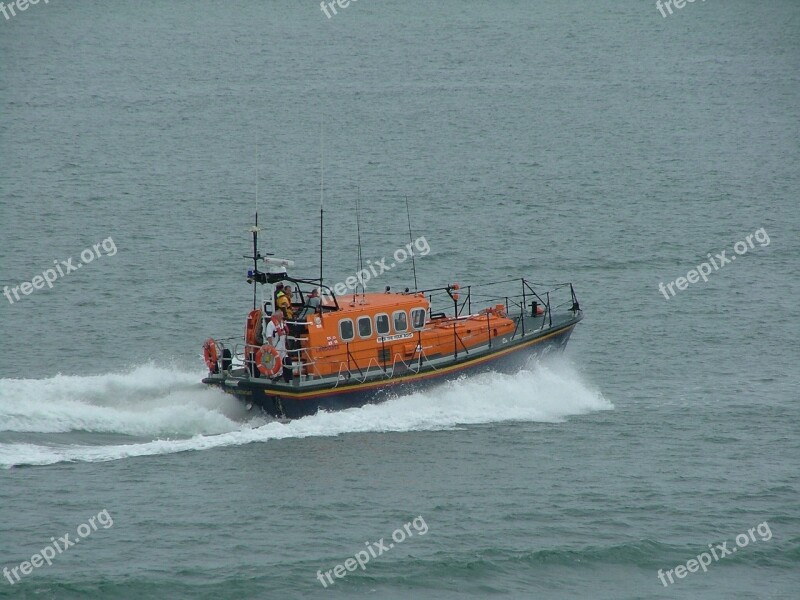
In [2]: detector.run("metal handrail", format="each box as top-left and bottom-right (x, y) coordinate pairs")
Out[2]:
(211, 277), (580, 381)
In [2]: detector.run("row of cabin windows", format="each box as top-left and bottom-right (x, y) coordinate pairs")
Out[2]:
(338, 308), (426, 342)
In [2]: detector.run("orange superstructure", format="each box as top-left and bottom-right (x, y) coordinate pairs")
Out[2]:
(289, 291), (517, 378)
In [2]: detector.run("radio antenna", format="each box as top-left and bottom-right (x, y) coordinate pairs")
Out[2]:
(405, 194), (418, 291)
(252, 144), (260, 309)
(319, 117), (324, 284)
(354, 186), (364, 299)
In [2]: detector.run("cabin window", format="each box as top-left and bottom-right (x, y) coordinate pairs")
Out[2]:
(411, 308), (426, 330)
(393, 310), (408, 332)
(375, 313), (390, 335)
(339, 319), (354, 342)
(357, 316), (372, 339)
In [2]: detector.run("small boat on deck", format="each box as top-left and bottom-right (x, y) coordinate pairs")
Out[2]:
(201, 227), (583, 419)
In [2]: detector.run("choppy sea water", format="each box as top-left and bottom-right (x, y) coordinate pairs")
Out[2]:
(1, 1), (798, 598)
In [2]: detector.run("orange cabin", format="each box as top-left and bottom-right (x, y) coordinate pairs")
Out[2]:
(295, 292), (516, 378)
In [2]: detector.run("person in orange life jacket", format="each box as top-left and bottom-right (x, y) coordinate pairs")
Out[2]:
(287, 288), (319, 365)
(276, 285), (294, 320)
(273, 283), (284, 314)
(264, 310), (292, 382)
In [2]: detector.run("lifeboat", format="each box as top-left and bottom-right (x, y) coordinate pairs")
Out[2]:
(201, 227), (583, 419)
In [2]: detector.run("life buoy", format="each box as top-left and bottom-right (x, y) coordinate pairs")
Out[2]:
(451, 283), (460, 301)
(255, 344), (282, 377)
(203, 338), (220, 372)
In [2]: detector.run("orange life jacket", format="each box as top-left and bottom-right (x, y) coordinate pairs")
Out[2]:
(245, 309), (263, 347)
(268, 315), (287, 339)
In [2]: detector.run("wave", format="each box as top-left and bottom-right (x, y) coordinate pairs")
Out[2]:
(0, 359), (612, 469)
(0, 363), (249, 435)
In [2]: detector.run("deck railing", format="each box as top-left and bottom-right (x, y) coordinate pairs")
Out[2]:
(208, 278), (579, 382)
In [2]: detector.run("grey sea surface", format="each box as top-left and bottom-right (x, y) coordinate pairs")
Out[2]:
(1, 1), (798, 598)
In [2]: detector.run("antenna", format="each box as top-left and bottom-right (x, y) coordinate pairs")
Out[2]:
(354, 186), (364, 299)
(252, 145), (260, 309)
(319, 116), (324, 284)
(405, 195), (418, 291)
(255, 144), (259, 218)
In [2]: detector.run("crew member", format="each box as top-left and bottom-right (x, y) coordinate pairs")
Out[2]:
(276, 285), (294, 320)
(296, 288), (322, 320)
(264, 310), (292, 382)
(273, 283), (285, 313)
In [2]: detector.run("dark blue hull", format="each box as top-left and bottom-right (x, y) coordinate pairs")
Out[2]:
(206, 323), (577, 419)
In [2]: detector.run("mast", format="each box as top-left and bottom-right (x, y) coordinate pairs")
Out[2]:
(319, 117), (324, 284)
(405, 195), (418, 291)
(252, 146), (260, 309)
(354, 187), (364, 299)
(251, 215), (259, 310)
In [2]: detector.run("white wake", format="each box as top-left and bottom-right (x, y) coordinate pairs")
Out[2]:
(0, 359), (612, 468)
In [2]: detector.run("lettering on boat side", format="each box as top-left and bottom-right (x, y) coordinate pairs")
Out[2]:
(322, 335), (340, 351)
(377, 333), (414, 343)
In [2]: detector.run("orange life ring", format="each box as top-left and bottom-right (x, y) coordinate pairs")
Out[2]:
(255, 344), (282, 377)
(203, 338), (220, 372)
